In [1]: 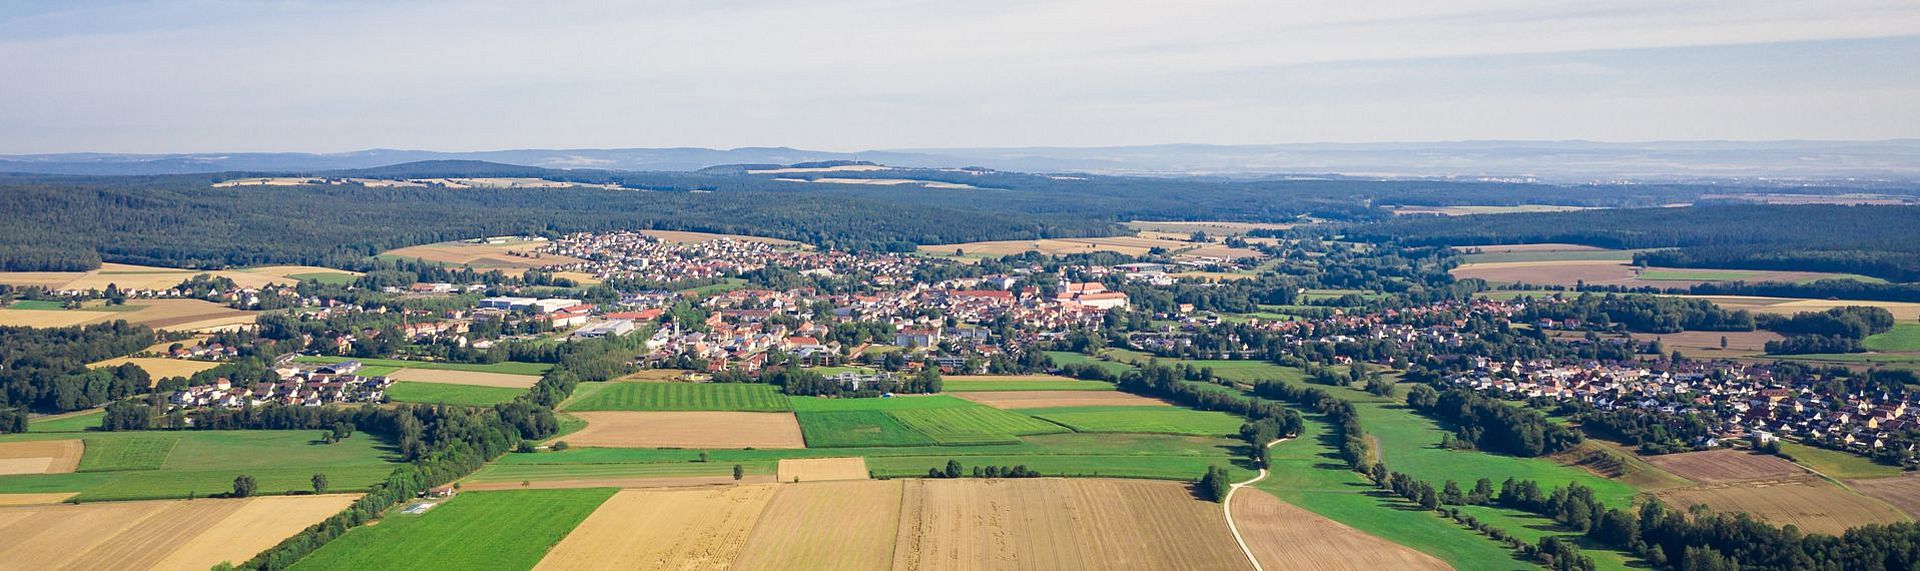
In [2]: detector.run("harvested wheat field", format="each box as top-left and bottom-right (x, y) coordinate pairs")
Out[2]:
(389, 368), (540, 389)
(383, 240), (587, 269)
(1655, 477), (1908, 535)
(461, 475), (777, 491)
(1683, 296), (1920, 321)
(0, 494), (355, 571)
(1848, 474), (1920, 519)
(1233, 489), (1450, 571)
(735, 480), (904, 570)
(0, 263), (299, 292)
(537, 485), (777, 570)
(89, 357), (223, 381)
(1643, 449), (1807, 484)
(0, 439), (83, 475)
(109, 299), (258, 331)
(1627, 330), (1785, 355)
(955, 390), (1173, 409)
(892, 478), (1249, 571)
(565, 411), (806, 449)
(0, 493), (77, 506)
(0, 308), (118, 328)
(776, 457), (869, 483)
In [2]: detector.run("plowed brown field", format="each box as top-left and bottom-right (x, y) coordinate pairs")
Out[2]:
(566, 411), (805, 449)
(1849, 474), (1920, 518)
(1643, 449), (1806, 483)
(0, 494), (355, 570)
(0, 439), (82, 475)
(1232, 489), (1450, 570)
(891, 478), (1249, 570)
(536, 485), (777, 570)
(734, 480), (903, 570)
(1655, 477), (1909, 535)
(775, 457), (868, 483)
(955, 390), (1172, 409)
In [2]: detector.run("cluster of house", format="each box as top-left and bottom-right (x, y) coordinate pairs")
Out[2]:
(166, 360), (391, 409)
(1446, 357), (1919, 458)
(533, 231), (928, 285)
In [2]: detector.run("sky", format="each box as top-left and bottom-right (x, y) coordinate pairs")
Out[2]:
(2, 0), (1918, 154)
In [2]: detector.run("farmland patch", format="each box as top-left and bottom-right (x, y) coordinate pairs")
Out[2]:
(535, 485), (776, 570)
(735, 480), (903, 569)
(1642, 449), (1807, 484)
(292, 489), (612, 570)
(1233, 488), (1451, 571)
(564, 382), (791, 412)
(892, 478), (1249, 570)
(1654, 477), (1909, 535)
(387, 368), (540, 389)
(564, 411), (806, 449)
(1023, 406), (1245, 437)
(0, 439), (83, 475)
(0, 494), (354, 571)
(955, 390), (1168, 409)
(795, 410), (935, 448)
(775, 457), (869, 483)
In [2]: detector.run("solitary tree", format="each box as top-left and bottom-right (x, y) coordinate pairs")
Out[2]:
(311, 473), (329, 495)
(232, 475), (257, 498)
(698, 451), (710, 463)
(732, 464), (744, 480)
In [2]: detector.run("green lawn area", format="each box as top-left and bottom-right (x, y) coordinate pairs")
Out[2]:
(678, 278), (748, 296)
(386, 382), (525, 406)
(1780, 440), (1907, 479)
(290, 488), (614, 571)
(28, 410), (105, 433)
(1864, 323), (1920, 352)
(287, 271), (356, 285)
(471, 432), (1255, 483)
(941, 380), (1115, 392)
(1043, 351), (1136, 375)
(0, 430), (400, 501)
(886, 406), (1068, 445)
(794, 411), (935, 447)
(292, 356), (552, 376)
(356, 365), (402, 377)
(6, 300), (67, 310)
(1022, 406), (1244, 437)
(563, 382), (791, 412)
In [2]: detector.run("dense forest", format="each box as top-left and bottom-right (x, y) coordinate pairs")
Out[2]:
(0, 322), (157, 418)
(1, 162), (1896, 273)
(1350, 204), (1920, 281)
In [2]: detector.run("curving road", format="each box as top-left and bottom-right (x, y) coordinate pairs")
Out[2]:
(1222, 438), (1289, 571)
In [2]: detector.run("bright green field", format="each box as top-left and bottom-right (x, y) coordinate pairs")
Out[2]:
(1864, 323), (1920, 352)
(28, 410), (105, 433)
(1044, 351), (1136, 375)
(1780, 440), (1907, 479)
(886, 406), (1068, 445)
(290, 488), (614, 571)
(386, 382), (525, 406)
(0, 430), (399, 501)
(788, 394), (974, 412)
(1022, 406), (1244, 437)
(470, 432), (1255, 483)
(287, 271), (356, 285)
(6, 300), (67, 310)
(942, 380), (1116, 392)
(794, 411), (935, 447)
(293, 356), (552, 376)
(564, 382), (791, 412)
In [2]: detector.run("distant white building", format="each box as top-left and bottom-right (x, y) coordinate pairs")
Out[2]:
(573, 319), (637, 339)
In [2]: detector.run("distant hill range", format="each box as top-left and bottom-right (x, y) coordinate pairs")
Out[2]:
(4, 140), (1918, 183)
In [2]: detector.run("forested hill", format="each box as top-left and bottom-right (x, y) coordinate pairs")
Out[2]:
(1348, 204), (1920, 282)
(2, 163), (1915, 274)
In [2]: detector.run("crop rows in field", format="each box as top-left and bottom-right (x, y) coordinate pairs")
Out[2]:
(565, 382), (792, 412)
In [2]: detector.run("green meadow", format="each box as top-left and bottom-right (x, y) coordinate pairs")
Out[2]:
(385, 382), (525, 406)
(1022, 406), (1244, 437)
(564, 382), (791, 412)
(0, 430), (400, 501)
(290, 488), (615, 571)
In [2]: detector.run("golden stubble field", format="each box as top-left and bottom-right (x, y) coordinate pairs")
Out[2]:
(0, 299), (255, 332)
(0, 263), (343, 292)
(535, 478), (1255, 570)
(1232, 489), (1450, 571)
(0, 439), (83, 475)
(88, 357), (223, 381)
(0, 494), (356, 570)
(563, 411), (806, 449)
(383, 240), (587, 269)
(775, 457), (869, 483)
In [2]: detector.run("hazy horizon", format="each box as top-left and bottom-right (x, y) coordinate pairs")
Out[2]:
(3, 1), (1919, 154)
